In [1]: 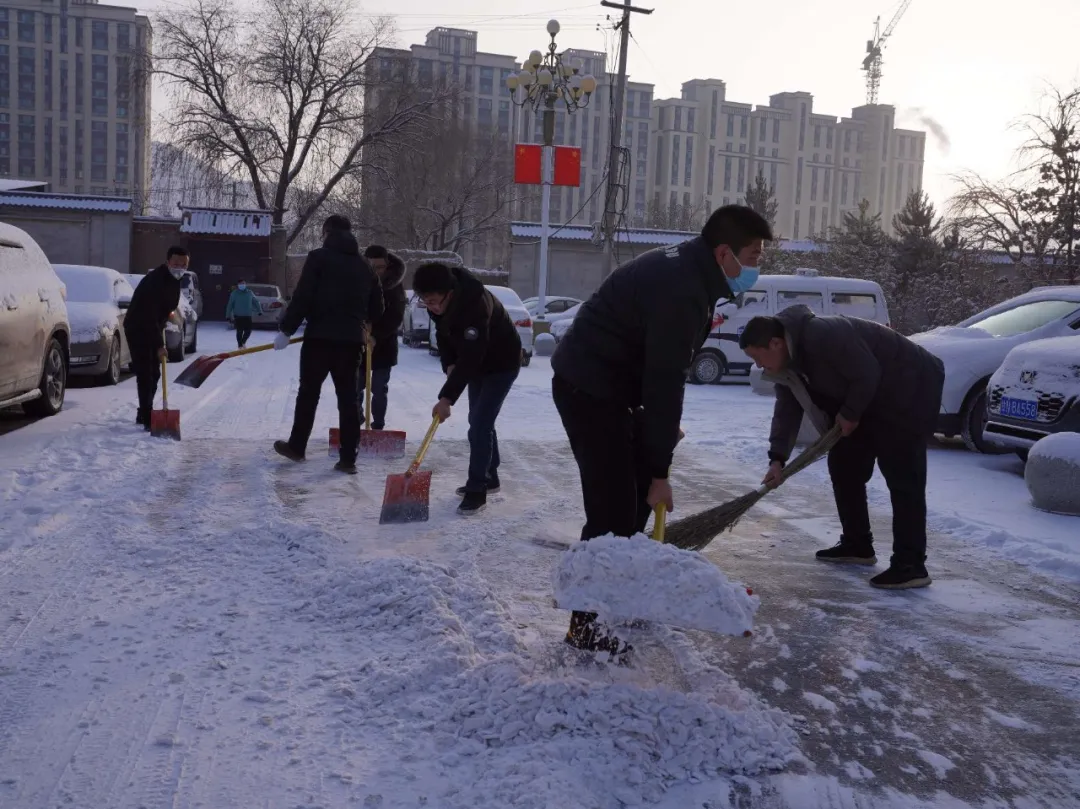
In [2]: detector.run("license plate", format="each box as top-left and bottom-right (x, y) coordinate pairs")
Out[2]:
(999, 395), (1039, 421)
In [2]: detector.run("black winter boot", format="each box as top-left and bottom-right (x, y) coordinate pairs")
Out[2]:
(565, 611), (633, 663)
(815, 535), (877, 565)
(870, 564), (931, 589)
(457, 489), (487, 515)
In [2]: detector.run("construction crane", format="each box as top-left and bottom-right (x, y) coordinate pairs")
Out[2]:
(862, 0), (913, 105)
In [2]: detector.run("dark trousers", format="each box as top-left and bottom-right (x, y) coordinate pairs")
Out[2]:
(288, 338), (362, 464)
(827, 424), (929, 567)
(465, 368), (519, 492)
(234, 316), (253, 348)
(126, 328), (160, 423)
(358, 365), (393, 430)
(552, 374), (653, 541)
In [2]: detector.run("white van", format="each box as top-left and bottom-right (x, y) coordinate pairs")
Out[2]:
(691, 270), (890, 384)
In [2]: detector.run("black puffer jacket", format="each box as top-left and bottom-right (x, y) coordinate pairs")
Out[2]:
(123, 264), (182, 352)
(281, 230), (384, 343)
(766, 305), (946, 462)
(551, 237), (734, 479)
(368, 252), (407, 370)
(432, 267), (522, 404)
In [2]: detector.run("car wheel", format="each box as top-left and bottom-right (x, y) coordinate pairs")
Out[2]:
(168, 328), (185, 363)
(100, 335), (122, 386)
(521, 351), (532, 368)
(690, 350), (727, 385)
(960, 387), (1009, 454)
(24, 338), (67, 417)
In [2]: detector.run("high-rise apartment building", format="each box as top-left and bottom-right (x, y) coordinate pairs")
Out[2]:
(650, 80), (925, 238)
(0, 0), (151, 207)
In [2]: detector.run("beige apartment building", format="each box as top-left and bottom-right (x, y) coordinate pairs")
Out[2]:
(0, 0), (151, 207)
(650, 80), (925, 238)
(362, 28), (654, 267)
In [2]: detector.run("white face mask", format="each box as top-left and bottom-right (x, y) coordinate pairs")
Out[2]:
(169, 266), (185, 280)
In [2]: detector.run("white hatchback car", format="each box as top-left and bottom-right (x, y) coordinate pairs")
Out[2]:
(909, 286), (1080, 452)
(428, 284), (535, 367)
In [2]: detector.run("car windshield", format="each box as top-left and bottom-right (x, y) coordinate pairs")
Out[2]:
(964, 299), (1080, 337)
(488, 286), (524, 309)
(55, 267), (114, 303)
(248, 284), (280, 297)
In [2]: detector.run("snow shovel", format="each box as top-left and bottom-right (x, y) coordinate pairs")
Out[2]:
(379, 416), (440, 524)
(174, 336), (304, 389)
(330, 340), (407, 458)
(150, 353), (181, 441)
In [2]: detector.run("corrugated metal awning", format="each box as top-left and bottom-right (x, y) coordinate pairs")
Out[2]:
(0, 192), (132, 212)
(180, 208), (273, 237)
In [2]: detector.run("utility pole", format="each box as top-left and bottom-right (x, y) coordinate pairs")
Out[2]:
(600, 0), (652, 277)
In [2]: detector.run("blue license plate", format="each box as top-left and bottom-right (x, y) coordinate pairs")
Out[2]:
(999, 396), (1039, 421)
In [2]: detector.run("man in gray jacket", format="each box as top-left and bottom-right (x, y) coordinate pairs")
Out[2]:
(739, 305), (945, 589)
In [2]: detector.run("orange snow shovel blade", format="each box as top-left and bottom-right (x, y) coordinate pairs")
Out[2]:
(379, 416), (440, 524)
(150, 355), (181, 441)
(358, 343), (406, 458)
(174, 336), (304, 389)
(328, 427), (341, 457)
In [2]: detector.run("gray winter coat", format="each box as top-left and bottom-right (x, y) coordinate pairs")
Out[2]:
(765, 305), (945, 463)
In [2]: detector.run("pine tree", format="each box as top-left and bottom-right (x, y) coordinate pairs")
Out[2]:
(745, 172), (780, 231)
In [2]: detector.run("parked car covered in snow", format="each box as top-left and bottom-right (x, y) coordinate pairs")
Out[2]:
(523, 295), (583, 322)
(910, 287), (1080, 453)
(247, 283), (287, 327)
(402, 291), (431, 347)
(427, 284), (535, 367)
(52, 265), (134, 386)
(549, 303), (581, 342)
(179, 270), (203, 318)
(0, 222), (70, 416)
(125, 273), (199, 362)
(984, 335), (1080, 460)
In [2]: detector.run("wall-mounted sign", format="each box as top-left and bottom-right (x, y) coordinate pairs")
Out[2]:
(208, 264), (223, 275)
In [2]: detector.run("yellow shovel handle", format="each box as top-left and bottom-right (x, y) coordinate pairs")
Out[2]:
(217, 336), (304, 360)
(405, 416), (440, 477)
(652, 503), (667, 542)
(160, 352), (169, 409)
(364, 341), (373, 431)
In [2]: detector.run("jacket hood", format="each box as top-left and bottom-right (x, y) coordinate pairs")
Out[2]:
(775, 303), (816, 362)
(381, 251), (406, 290)
(323, 229), (360, 256)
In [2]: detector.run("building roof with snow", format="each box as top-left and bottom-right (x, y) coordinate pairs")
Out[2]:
(179, 207), (274, 238)
(510, 221), (823, 252)
(0, 192), (132, 213)
(0, 179), (49, 192)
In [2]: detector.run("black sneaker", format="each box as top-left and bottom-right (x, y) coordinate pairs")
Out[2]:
(455, 480), (500, 496)
(816, 538), (876, 565)
(135, 411), (148, 427)
(564, 611), (633, 663)
(457, 490), (487, 515)
(334, 460), (358, 475)
(273, 440), (305, 462)
(870, 565), (931, 590)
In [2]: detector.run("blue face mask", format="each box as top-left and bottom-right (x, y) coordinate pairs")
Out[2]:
(725, 257), (759, 297)
(238, 283), (247, 291)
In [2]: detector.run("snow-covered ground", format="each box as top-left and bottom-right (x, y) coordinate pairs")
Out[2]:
(1, 323), (1078, 809)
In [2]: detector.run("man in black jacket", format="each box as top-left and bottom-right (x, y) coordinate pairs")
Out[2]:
(124, 246), (187, 430)
(551, 204), (772, 653)
(273, 215), (384, 474)
(413, 262), (522, 516)
(740, 305), (945, 589)
(359, 246), (407, 430)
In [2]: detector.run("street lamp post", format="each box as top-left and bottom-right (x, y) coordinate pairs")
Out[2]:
(506, 20), (596, 322)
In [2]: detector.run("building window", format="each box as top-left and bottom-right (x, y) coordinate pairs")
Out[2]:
(739, 115), (747, 138)
(726, 113), (733, 138)
(772, 148), (778, 158)
(116, 22), (130, 52)
(798, 103), (807, 151)
(478, 66), (493, 95)
(18, 47), (34, 111)
(758, 147), (764, 156)
(44, 49), (53, 109)
(840, 173), (849, 205)
(687, 107), (695, 133)
(793, 210), (800, 240)
(710, 90), (717, 139)
(18, 11), (35, 44)
(795, 156), (803, 204)
(739, 143), (746, 154)
(824, 170), (831, 201)
(723, 156), (731, 191)
(772, 118), (780, 143)
(75, 18), (83, 48)
(670, 134), (680, 183)
(813, 125), (821, 148)
(809, 206), (816, 237)
(725, 141), (732, 152)
(879, 166), (886, 211)
(18, 113), (34, 176)
(826, 127), (833, 149)
(0, 112), (10, 175)
(822, 209), (829, 232)
(684, 136), (693, 186)
(75, 54), (83, 113)
(737, 158), (745, 194)
(853, 173), (860, 204)
(44, 116), (52, 176)
(0, 9), (9, 41)
(637, 121), (648, 163)
(92, 21), (108, 50)
(769, 162), (777, 192)
(497, 100), (510, 137)
(758, 117), (766, 139)
(844, 129), (852, 151)
(896, 163), (904, 207)
(674, 107), (682, 131)
(707, 146), (715, 195)
(74, 118), (83, 177)
(908, 162), (916, 191)
(477, 97), (492, 129)
(91, 119), (107, 181)
(0, 44), (9, 108)
(91, 53), (108, 117)
(59, 124), (67, 181)
(811, 167), (818, 201)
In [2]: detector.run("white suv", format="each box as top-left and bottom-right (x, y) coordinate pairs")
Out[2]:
(0, 222), (71, 416)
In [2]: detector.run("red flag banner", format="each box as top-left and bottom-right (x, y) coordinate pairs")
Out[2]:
(553, 146), (582, 187)
(514, 144), (543, 185)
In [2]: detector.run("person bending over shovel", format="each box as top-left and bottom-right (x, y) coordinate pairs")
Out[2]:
(550, 204), (773, 654)
(272, 215), (384, 475)
(739, 307), (945, 589)
(359, 246), (407, 431)
(412, 262), (522, 516)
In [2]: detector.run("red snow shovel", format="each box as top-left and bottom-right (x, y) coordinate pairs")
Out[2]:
(379, 416), (440, 524)
(150, 353), (181, 441)
(329, 339), (406, 458)
(174, 336), (304, 389)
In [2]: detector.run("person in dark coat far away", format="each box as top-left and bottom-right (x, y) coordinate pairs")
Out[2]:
(272, 215), (384, 475)
(359, 245), (407, 430)
(550, 204), (773, 656)
(739, 305), (945, 590)
(412, 262), (522, 517)
(124, 246), (187, 430)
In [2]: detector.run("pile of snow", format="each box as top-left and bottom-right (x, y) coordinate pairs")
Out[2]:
(1026, 432), (1080, 517)
(553, 534), (759, 635)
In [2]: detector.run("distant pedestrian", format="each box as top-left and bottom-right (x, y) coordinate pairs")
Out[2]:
(741, 305), (945, 589)
(413, 263), (522, 516)
(359, 246), (407, 430)
(123, 246), (187, 430)
(273, 215), (384, 475)
(226, 280), (262, 349)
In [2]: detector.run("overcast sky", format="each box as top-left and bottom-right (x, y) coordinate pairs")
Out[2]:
(140, 0), (1080, 212)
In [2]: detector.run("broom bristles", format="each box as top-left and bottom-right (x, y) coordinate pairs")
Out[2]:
(667, 425), (843, 551)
